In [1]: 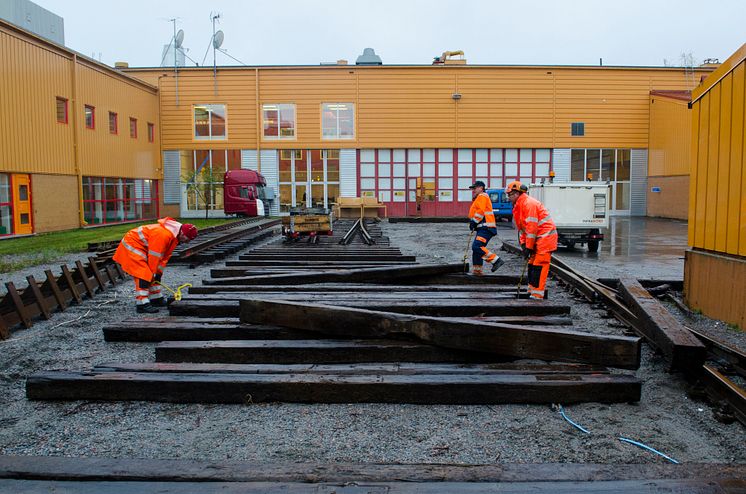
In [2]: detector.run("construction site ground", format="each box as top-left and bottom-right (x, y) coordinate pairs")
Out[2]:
(0, 218), (744, 465)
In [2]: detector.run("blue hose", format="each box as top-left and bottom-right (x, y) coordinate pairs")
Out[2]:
(618, 436), (680, 464)
(558, 404), (591, 434)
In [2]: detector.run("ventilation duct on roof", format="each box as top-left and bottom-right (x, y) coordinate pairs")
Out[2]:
(356, 48), (382, 65)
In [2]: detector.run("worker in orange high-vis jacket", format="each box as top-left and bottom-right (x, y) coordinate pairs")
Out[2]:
(112, 218), (198, 313)
(467, 181), (505, 276)
(505, 181), (557, 299)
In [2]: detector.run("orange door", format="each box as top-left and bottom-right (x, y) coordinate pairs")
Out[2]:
(12, 174), (32, 235)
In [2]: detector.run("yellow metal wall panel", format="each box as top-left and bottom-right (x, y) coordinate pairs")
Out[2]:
(648, 95), (691, 176)
(31, 174), (79, 232)
(688, 98), (700, 246)
(158, 69), (258, 150)
(76, 61), (160, 179)
(685, 249), (746, 329)
(0, 29), (74, 175)
(688, 43), (746, 258)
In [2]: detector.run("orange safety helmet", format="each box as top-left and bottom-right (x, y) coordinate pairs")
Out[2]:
(505, 180), (528, 195)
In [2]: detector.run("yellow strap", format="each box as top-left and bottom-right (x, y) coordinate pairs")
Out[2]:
(154, 281), (192, 301)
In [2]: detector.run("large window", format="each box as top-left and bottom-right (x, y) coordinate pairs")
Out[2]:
(82, 177), (158, 225)
(84, 105), (95, 129)
(262, 104), (295, 139)
(278, 149), (340, 212)
(0, 174), (12, 235)
(321, 103), (354, 139)
(570, 149), (631, 212)
(180, 149), (241, 212)
(56, 97), (68, 124)
(194, 104), (227, 139)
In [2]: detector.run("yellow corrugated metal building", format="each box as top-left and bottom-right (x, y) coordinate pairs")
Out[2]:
(0, 19), (160, 235)
(647, 90), (692, 219)
(0, 15), (719, 233)
(685, 43), (746, 327)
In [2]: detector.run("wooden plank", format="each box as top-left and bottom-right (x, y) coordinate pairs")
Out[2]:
(0, 456), (743, 484)
(618, 278), (706, 373)
(103, 324), (317, 342)
(25, 276), (51, 320)
(2, 478), (740, 493)
(224, 260), (417, 266)
(74, 260), (96, 298)
(155, 339), (486, 364)
(239, 300), (641, 369)
(188, 284), (523, 294)
(204, 263), (465, 285)
(60, 265), (82, 303)
(105, 265), (119, 286)
(94, 361), (610, 375)
(0, 312), (9, 340)
(4, 282), (32, 329)
(235, 255), (417, 261)
(88, 257), (107, 291)
(26, 370), (641, 404)
(115, 263), (127, 280)
(45, 270), (67, 311)
(169, 299), (571, 318)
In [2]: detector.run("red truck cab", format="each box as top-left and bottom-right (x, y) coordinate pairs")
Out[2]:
(223, 169), (268, 217)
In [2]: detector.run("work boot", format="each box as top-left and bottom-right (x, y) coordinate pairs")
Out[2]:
(471, 265), (483, 276)
(149, 296), (172, 307)
(136, 303), (159, 314)
(491, 257), (505, 272)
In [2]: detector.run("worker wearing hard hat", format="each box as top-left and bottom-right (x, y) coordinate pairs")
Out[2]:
(467, 180), (504, 275)
(505, 181), (557, 299)
(112, 217), (198, 313)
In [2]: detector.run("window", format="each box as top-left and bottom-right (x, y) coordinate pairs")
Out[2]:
(84, 105), (95, 129)
(109, 112), (118, 134)
(179, 149), (240, 212)
(147, 123), (155, 143)
(194, 104), (227, 139)
(262, 104), (295, 139)
(321, 103), (354, 139)
(571, 122), (585, 136)
(82, 177), (158, 225)
(129, 118), (137, 138)
(56, 97), (68, 124)
(0, 174), (12, 235)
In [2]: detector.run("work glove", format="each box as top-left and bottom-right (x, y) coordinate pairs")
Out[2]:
(469, 220), (477, 232)
(521, 245), (534, 260)
(154, 272), (163, 283)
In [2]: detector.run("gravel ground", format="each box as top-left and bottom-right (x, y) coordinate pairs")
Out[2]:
(0, 222), (743, 464)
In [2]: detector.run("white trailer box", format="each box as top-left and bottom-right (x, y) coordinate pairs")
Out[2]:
(528, 182), (610, 252)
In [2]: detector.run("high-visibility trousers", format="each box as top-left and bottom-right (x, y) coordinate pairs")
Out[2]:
(133, 278), (163, 305)
(527, 252), (552, 299)
(472, 227), (499, 266)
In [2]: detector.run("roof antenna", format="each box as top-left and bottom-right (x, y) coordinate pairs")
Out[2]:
(210, 12), (223, 96)
(172, 19), (184, 106)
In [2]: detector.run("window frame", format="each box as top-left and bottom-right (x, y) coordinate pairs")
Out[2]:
(129, 117), (138, 139)
(571, 122), (585, 136)
(56, 97), (68, 124)
(193, 104), (228, 140)
(109, 111), (118, 135)
(262, 103), (296, 140)
(84, 105), (95, 129)
(321, 102), (355, 140)
(147, 122), (155, 143)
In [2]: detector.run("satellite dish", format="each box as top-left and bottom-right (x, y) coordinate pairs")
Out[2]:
(174, 29), (184, 48)
(213, 30), (224, 49)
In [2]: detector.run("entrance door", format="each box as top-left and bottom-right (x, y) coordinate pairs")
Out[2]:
(12, 174), (32, 235)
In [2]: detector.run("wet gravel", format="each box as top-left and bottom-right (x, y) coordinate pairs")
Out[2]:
(0, 221), (743, 464)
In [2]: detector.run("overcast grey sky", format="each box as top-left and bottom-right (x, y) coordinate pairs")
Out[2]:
(37, 0), (744, 68)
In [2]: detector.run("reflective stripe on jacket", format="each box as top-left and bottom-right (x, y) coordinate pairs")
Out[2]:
(468, 192), (497, 228)
(513, 193), (557, 253)
(112, 217), (182, 281)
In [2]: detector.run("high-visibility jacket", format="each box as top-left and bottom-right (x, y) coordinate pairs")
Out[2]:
(112, 217), (182, 281)
(468, 192), (497, 229)
(513, 193), (557, 253)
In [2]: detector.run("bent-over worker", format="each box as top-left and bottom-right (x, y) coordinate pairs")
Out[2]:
(467, 180), (504, 276)
(112, 217), (198, 313)
(505, 181), (557, 299)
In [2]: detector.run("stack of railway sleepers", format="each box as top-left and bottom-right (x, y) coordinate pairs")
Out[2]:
(27, 234), (642, 405)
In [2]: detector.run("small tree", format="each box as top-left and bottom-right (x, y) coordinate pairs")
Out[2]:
(183, 166), (222, 220)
